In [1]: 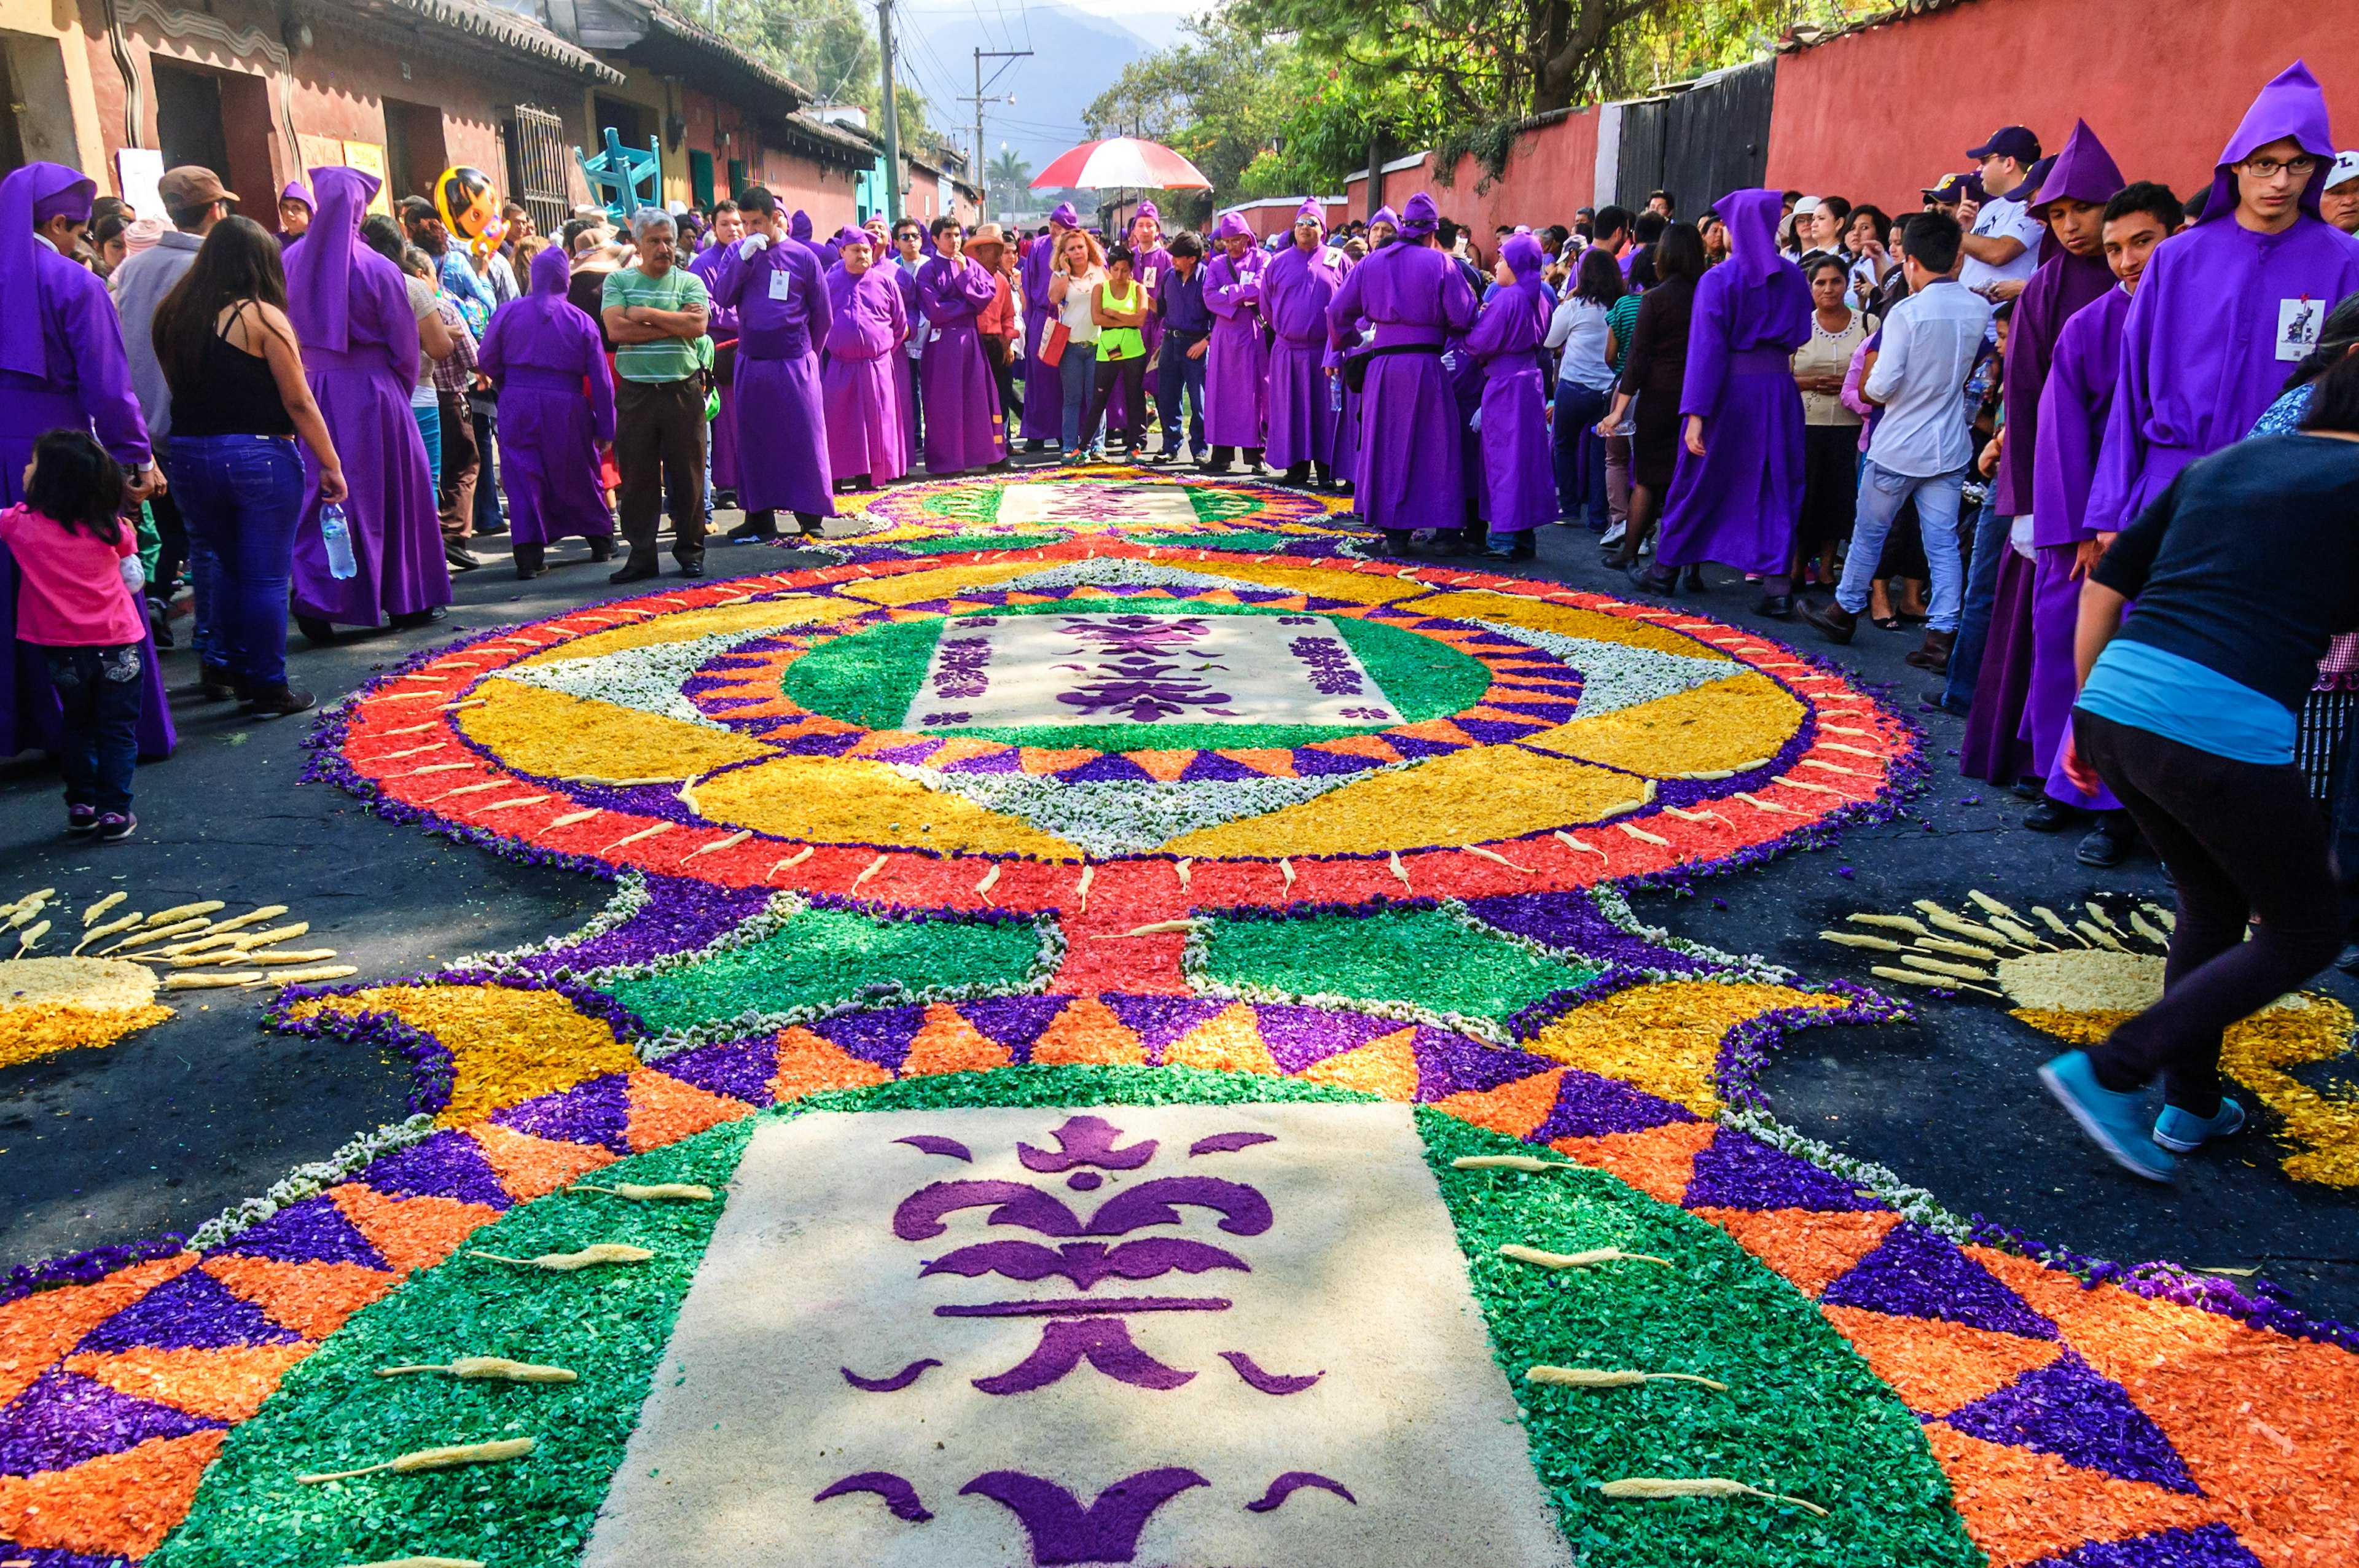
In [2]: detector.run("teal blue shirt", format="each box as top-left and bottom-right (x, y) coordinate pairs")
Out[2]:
(2075, 639), (2297, 765)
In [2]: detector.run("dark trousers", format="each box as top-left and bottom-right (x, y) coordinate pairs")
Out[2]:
(1943, 505), (2010, 709)
(44, 644), (143, 814)
(163, 434), (305, 690)
(984, 337), (1020, 448)
(1086, 354), (1148, 454)
(1552, 381), (1610, 525)
(1157, 330), (1208, 456)
(436, 389), (479, 540)
(470, 401), (503, 532)
(2337, 709), (2359, 934)
(615, 376), (708, 565)
(2077, 708), (2345, 1112)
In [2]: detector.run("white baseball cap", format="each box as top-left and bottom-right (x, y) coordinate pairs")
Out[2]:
(2330, 150), (2359, 190)
(1792, 195), (1823, 216)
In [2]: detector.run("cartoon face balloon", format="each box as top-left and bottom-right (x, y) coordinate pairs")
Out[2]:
(469, 213), (507, 259)
(435, 166), (499, 243)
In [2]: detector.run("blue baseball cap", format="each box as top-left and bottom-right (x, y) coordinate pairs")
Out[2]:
(1967, 126), (2041, 164)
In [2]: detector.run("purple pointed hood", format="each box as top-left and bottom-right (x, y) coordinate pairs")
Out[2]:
(286, 165), (380, 353)
(1370, 205), (1399, 232)
(0, 162), (95, 376)
(1502, 230), (1546, 285)
(1213, 210), (1253, 243)
(1718, 187), (1785, 287)
(791, 209), (813, 242)
(1715, 186), (1812, 349)
(2028, 120), (2125, 215)
(280, 179), (313, 209)
(1291, 198), (1324, 234)
(529, 243), (571, 295)
(2204, 60), (2340, 221)
(1397, 192), (1440, 239)
(1051, 201), (1079, 228)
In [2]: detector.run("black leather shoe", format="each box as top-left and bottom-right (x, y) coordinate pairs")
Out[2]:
(677, 560), (706, 579)
(1755, 593), (1794, 618)
(2022, 797), (2076, 833)
(295, 615), (337, 646)
(609, 558), (659, 585)
(1798, 596), (1858, 643)
(725, 519), (778, 543)
(587, 537), (616, 562)
(388, 607), (447, 629)
(1625, 562), (1678, 595)
(2077, 816), (2135, 868)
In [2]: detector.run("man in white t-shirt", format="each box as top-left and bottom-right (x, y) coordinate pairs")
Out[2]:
(1955, 125), (2047, 302)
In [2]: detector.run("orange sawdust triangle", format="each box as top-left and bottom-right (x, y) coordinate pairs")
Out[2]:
(63, 1343), (312, 1422)
(926, 736), (1008, 769)
(1549, 1120), (1717, 1203)
(329, 1184), (503, 1275)
(1160, 1004), (1278, 1074)
(1293, 1026), (1420, 1101)
(1921, 1422), (2225, 1568)
(0, 1255), (197, 1408)
(1127, 748), (1197, 782)
(1388, 717), (1479, 747)
(1302, 734), (1402, 763)
(1213, 747), (1298, 778)
(1432, 1067), (1568, 1140)
(849, 729), (933, 758)
(1818, 1302), (2064, 1415)
(770, 1025), (894, 1101)
(200, 1256), (394, 1340)
(1028, 997), (1145, 1065)
(1461, 704), (1553, 727)
(625, 1066), (755, 1153)
(901, 1003), (1014, 1077)
(469, 1121), (617, 1201)
(0, 1428), (226, 1558)
(1689, 1207), (1903, 1298)
(1018, 746), (1097, 775)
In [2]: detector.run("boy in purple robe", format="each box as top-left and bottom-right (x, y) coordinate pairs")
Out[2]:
(1324, 192), (1479, 554)
(1018, 202), (1079, 449)
(1121, 202), (1172, 436)
(821, 226), (909, 488)
(711, 185), (834, 539)
(1470, 232), (1556, 558)
(2089, 60), (2359, 534)
(1202, 211), (1269, 473)
(1263, 200), (1345, 488)
(477, 245), (616, 579)
(1637, 188), (1810, 604)
(916, 216), (1006, 477)
(282, 165), (451, 638)
(0, 162), (174, 761)
(687, 200), (744, 507)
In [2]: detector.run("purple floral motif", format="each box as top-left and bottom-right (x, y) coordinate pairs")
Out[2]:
(959, 1467), (1210, 1565)
(920, 710), (972, 725)
(358, 1132), (514, 1211)
(0, 1370), (221, 1476)
(1189, 1132), (1278, 1157)
(71, 1269), (301, 1354)
(1681, 1128), (1883, 1212)
(971, 1317), (1197, 1394)
(1048, 615), (1234, 723)
(492, 1071), (633, 1153)
(1286, 635), (1363, 696)
(921, 1238), (1250, 1292)
(1820, 1223), (2059, 1340)
(893, 1178), (1272, 1241)
(1062, 615), (1215, 658)
(814, 1470), (934, 1523)
(1244, 1471), (1357, 1511)
(1941, 1352), (2198, 1492)
(2030, 1524), (2266, 1568)
(839, 1359), (942, 1394)
(1018, 1115), (1157, 1173)
(1336, 706), (1392, 721)
(211, 1195), (391, 1268)
(896, 1134), (974, 1162)
(936, 1296), (1231, 1319)
(1219, 1352), (1323, 1395)
(931, 636), (995, 699)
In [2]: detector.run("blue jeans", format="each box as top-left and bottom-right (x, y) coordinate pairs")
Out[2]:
(471, 404), (504, 531)
(1157, 330), (1208, 456)
(1060, 340), (1101, 451)
(1837, 461), (1967, 632)
(43, 644), (143, 814)
(1942, 503), (2010, 709)
(165, 434), (307, 689)
(1552, 381), (1610, 525)
(412, 396), (442, 475)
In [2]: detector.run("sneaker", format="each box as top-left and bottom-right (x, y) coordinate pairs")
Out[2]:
(2153, 1098), (2245, 1153)
(67, 804), (98, 836)
(1600, 520), (1627, 547)
(2038, 1050), (2175, 1181)
(95, 810), (136, 843)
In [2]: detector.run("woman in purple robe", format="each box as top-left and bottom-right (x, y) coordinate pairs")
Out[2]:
(1202, 212), (1269, 472)
(476, 244), (616, 579)
(711, 193), (835, 536)
(1324, 193), (1479, 554)
(1018, 203), (1079, 448)
(281, 165), (449, 638)
(1263, 200), (1344, 488)
(916, 218), (1006, 476)
(1469, 232), (1556, 558)
(821, 227), (909, 488)
(0, 162), (173, 760)
(1634, 187), (1809, 603)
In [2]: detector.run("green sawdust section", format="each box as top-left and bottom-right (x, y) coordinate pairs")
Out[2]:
(154, 1067), (1973, 1568)
(1203, 904), (1603, 1025)
(781, 598), (1495, 754)
(604, 905), (1046, 1033)
(874, 530), (1071, 554)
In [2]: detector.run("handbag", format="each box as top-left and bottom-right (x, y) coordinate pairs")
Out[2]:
(1039, 321), (1070, 368)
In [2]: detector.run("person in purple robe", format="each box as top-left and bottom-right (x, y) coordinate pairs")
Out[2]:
(916, 216), (1006, 476)
(1262, 200), (1345, 488)
(476, 244), (616, 579)
(1120, 201), (1172, 438)
(1201, 211), (1269, 473)
(2089, 60), (2359, 535)
(788, 209), (840, 271)
(281, 165), (450, 639)
(1632, 187), (1809, 604)
(821, 225), (909, 489)
(274, 181), (312, 251)
(0, 162), (174, 762)
(710, 185), (834, 539)
(1328, 205), (1398, 494)
(1469, 232), (1555, 558)
(1325, 192), (1478, 554)
(686, 200), (744, 509)
(1017, 201), (1080, 449)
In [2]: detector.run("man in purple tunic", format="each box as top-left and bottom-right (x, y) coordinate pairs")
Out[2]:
(2089, 60), (2359, 534)
(1201, 211), (1269, 474)
(711, 185), (834, 540)
(1262, 200), (1344, 488)
(1124, 204), (1172, 427)
(283, 165), (450, 637)
(1328, 205), (1397, 494)
(1634, 187), (1810, 604)
(916, 216), (1006, 477)
(1324, 192), (1478, 555)
(0, 162), (174, 761)
(687, 200), (743, 508)
(1018, 202), (1080, 450)
(477, 245), (617, 579)
(821, 226), (909, 489)
(1469, 232), (1555, 558)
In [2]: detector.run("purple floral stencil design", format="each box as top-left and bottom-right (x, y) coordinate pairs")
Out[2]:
(815, 1471), (934, 1523)
(972, 1319), (1196, 1394)
(1019, 1115), (1157, 1172)
(1051, 614), (1233, 722)
(1245, 1472), (1357, 1511)
(960, 1468), (1210, 1566)
(840, 1359), (942, 1394)
(1288, 634), (1364, 696)
(931, 636), (994, 699)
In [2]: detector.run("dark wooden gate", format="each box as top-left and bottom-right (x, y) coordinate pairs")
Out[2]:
(506, 105), (571, 236)
(1614, 59), (1776, 217)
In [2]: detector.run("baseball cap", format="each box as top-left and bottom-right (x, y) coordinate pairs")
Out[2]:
(2331, 150), (2359, 190)
(1792, 195), (1823, 216)
(1966, 126), (2041, 165)
(156, 166), (237, 214)
(1923, 173), (1974, 203)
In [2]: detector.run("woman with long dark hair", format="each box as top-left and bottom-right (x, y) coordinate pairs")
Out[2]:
(1598, 222), (1707, 574)
(151, 214), (345, 714)
(1544, 245), (1623, 528)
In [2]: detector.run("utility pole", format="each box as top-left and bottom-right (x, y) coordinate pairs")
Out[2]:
(875, 0), (904, 223)
(964, 47), (1031, 220)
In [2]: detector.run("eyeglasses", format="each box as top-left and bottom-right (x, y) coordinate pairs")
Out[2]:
(2241, 155), (2320, 179)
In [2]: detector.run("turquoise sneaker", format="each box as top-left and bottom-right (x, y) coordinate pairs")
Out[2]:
(2038, 1051), (2176, 1182)
(2153, 1098), (2246, 1153)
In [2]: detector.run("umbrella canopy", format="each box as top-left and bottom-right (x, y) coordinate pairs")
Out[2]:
(1031, 137), (1211, 191)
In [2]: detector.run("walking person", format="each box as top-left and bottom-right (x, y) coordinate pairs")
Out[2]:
(1152, 230), (1210, 464)
(1545, 245), (1623, 530)
(968, 224), (1021, 454)
(686, 199), (743, 512)
(1602, 225), (1707, 577)
(1471, 232), (1556, 559)
(1081, 243), (1152, 459)
(1263, 200), (1344, 488)
(1201, 212), (1269, 473)
(820, 225), (909, 490)
(708, 187), (832, 542)
(475, 245), (617, 578)
(601, 206), (711, 581)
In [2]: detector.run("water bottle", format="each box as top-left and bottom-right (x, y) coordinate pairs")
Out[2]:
(320, 501), (358, 580)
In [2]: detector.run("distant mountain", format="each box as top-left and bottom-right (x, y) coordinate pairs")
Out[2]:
(894, 1), (1160, 177)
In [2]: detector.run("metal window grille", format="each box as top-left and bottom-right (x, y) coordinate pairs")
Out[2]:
(507, 105), (570, 236)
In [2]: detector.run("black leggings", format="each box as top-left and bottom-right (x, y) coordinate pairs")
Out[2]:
(2075, 709), (2345, 1112)
(1085, 354), (1148, 454)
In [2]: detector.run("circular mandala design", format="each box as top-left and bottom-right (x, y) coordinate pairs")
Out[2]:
(835, 465), (1359, 557)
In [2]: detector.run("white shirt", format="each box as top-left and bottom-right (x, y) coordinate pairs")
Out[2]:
(1544, 295), (1615, 391)
(1864, 278), (1993, 478)
(1057, 266), (1106, 343)
(1957, 191), (2044, 297)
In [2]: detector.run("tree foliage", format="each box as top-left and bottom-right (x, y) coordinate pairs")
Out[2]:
(703, 0), (944, 156)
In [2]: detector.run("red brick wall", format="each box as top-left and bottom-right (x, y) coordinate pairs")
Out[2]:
(1344, 108), (1602, 253)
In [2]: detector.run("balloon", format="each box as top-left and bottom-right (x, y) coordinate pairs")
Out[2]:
(435, 166), (499, 243)
(469, 214), (507, 258)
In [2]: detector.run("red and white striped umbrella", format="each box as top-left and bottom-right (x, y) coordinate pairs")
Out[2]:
(1031, 137), (1211, 191)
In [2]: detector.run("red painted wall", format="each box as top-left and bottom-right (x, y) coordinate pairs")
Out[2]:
(1766, 0), (2359, 216)
(1344, 107), (1600, 256)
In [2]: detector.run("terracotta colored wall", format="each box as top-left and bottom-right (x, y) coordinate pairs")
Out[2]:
(756, 148), (863, 233)
(1344, 108), (1600, 248)
(1766, 0), (2359, 216)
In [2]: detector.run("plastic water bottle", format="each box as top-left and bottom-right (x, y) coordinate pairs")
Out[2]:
(320, 502), (358, 580)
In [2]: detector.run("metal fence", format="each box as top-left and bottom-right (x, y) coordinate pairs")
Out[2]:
(506, 104), (571, 236)
(1613, 60), (1775, 218)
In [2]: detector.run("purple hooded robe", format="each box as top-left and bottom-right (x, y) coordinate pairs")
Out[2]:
(686, 238), (741, 496)
(1263, 201), (1344, 470)
(711, 230), (836, 517)
(1203, 213), (1270, 448)
(822, 244), (910, 484)
(477, 245), (616, 547)
(2089, 60), (2359, 532)
(0, 162), (173, 760)
(283, 165), (450, 627)
(1018, 204), (1079, 442)
(1114, 201), (1172, 431)
(1325, 195), (1479, 531)
(1468, 233), (1555, 532)
(916, 251), (1004, 474)
(1654, 187), (1811, 575)
(1328, 206), (1396, 490)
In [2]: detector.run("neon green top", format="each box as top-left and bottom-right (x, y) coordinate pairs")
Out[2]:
(1098, 277), (1145, 361)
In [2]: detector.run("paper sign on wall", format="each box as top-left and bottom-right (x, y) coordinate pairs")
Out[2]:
(115, 149), (164, 217)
